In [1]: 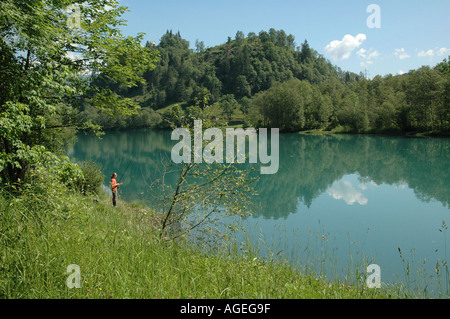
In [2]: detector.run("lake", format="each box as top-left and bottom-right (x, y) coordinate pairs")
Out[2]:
(68, 129), (450, 297)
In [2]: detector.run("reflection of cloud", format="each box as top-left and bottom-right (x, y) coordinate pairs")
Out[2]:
(395, 181), (408, 189)
(327, 180), (368, 205)
(358, 180), (378, 190)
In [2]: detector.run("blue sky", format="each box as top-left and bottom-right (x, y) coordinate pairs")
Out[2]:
(119, 0), (450, 77)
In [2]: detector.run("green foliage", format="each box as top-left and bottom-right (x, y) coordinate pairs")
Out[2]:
(151, 161), (257, 241)
(75, 161), (105, 195)
(220, 94), (239, 120)
(336, 92), (369, 132)
(77, 104), (163, 130)
(0, 0), (158, 185)
(163, 104), (186, 129)
(251, 79), (310, 131)
(405, 66), (446, 131)
(193, 88), (212, 110)
(246, 59), (450, 134)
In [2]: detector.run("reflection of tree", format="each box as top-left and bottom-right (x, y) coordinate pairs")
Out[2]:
(70, 130), (450, 220)
(70, 129), (180, 204)
(251, 134), (449, 219)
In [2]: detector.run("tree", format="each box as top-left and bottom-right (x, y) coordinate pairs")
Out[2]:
(239, 96), (252, 115)
(337, 91), (369, 132)
(304, 86), (332, 129)
(220, 94), (239, 121)
(0, 0), (158, 184)
(405, 67), (442, 130)
(195, 39), (205, 53)
(235, 30), (245, 42)
(235, 75), (251, 98)
(193, 88), (212, 110)
(251, 79), (307, 132)
(147, 115), (257, 241)
(435, 56), (450, 75)
(150, 161), (256, 241)
(299, 40), (312, 62)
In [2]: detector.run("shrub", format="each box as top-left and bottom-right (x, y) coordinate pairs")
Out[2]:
(75, 161), (105, 195)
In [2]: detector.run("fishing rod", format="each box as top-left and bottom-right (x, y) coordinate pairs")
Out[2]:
(118, 157), (134, 183)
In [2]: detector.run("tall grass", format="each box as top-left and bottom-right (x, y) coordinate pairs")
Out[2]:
(0, 181), (406, 299)
(395, 220), (450, 298)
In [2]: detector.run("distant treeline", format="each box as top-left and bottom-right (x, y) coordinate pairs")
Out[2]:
(81, 29), (450, 134)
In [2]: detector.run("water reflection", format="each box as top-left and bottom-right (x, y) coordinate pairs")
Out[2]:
(70, 130), (450, 220)
(251, 134), (449, 219)
(327, 179), (368, 206)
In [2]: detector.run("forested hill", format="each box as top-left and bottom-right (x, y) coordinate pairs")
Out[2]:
(82, 29), (450, 135)
(141, 29), (355, 107)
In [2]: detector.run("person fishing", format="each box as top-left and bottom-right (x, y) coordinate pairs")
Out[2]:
(111, 173), (123, 207)
(111, 158), (133, 207)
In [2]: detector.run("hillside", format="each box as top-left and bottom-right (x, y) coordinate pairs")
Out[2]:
(79, 29), (450, 135)
(142, 29), (355, 108)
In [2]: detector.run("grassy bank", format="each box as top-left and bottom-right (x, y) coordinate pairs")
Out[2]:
(297, 126), (450, 138)
(0, 186), (408, 299)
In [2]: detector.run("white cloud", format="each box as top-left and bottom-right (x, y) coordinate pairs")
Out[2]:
(357, 48), (367, 56)
(357, 48), (380, 67)
(416, 47), (450, 58)
(358, 48), (379, 61)
(397, 70), (405, 75)
(324, 34), (367, 61)
(417, 49), (434, 57)
(360, 61), (373, 67)
(393, 48), (410, 60)
(437, 47), (450, 56)
(327, 180), (368, 206)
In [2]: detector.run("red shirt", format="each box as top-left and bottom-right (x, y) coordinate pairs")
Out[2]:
(111, 178), (119, 192)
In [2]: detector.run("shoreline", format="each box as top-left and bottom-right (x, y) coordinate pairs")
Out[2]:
(86, 125), (450, 139)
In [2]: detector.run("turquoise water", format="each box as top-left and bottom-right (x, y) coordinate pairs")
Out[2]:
(69, 129), (450, 296)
